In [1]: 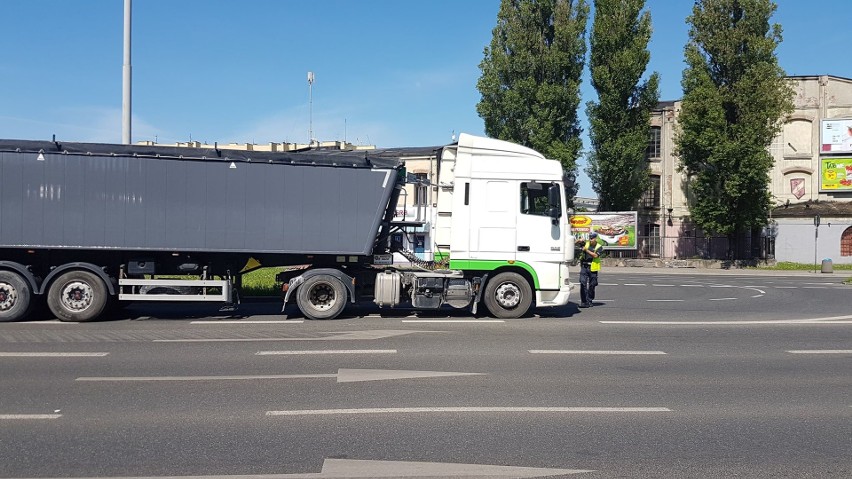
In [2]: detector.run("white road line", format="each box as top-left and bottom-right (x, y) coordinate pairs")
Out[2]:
(803, 287), (828, 289)
(680, 284), (704, 287)
(646, 299), (683, 302)
(709, 297), (737, 301)
(786, 350), (852, 354)
(0, 352), (109, 357)
(401, 320), (505, 323)
(709, 285), (733, 288)
(266, 406), (672, 416)
(529, 350), (666, 355)
(751, 295), (764, 298)
(598, 283), (618, 286)
(652, 284), (675, 287)
(623, 283), (646, 286)
(775, 286), (798, 289)
(256, 350), (397, 355)
(0, 414), (62, 420)
(804, 282), (838, 285)
(77, 374), (338, 382)
(190, 320), (304, 324)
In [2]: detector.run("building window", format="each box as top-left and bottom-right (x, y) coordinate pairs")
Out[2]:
(641, 175), (661, 209)
(643, 223), (661, 257)
(413, 173), (428, 206)
(841, 227), (852, 257)
(646, 126), (661, 160)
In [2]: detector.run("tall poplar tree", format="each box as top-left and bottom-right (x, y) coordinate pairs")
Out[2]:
(586, 0), (659, 211)
(675, 0), (793, 256)
(477, 0), (589, 199)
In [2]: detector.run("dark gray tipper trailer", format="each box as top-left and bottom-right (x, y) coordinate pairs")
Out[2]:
(0, 139), (405, 322)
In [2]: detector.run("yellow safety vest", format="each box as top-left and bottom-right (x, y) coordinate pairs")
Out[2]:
(583, 241), (603, 272)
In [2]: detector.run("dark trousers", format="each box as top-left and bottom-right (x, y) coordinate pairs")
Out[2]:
(579, 264), (598, 305)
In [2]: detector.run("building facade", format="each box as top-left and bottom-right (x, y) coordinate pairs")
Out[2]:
(640, 75), (852, 263)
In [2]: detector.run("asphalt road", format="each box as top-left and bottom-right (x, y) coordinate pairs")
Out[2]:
(0, 270), (850, 478)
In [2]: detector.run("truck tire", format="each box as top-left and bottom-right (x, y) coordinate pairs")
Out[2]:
(47, 270), (109, 322)
(296, 274), (347, 320)
(0, 270), (33, 322)
(483, 272), (532, 319)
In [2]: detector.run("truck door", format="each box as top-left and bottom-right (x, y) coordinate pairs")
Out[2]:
(516, 182), (563, 284)
(468, 180), (516, 260)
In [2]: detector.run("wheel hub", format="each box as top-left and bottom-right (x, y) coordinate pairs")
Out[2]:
(0, 283), (17, 312)
(495, 282), (521, 309)
(309, 283), (336, 311)
(60, 281), (93, 312)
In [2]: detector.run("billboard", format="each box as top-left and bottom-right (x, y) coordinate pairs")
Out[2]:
(820, 157), (852, 191)
(820, 119), (852, 154)
(570, 211), (638, 250)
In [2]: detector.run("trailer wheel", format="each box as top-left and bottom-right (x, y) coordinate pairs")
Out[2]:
(297, 274), (347, 320)
(47, 270), (109, 322)
(0, 270), (33, 322)
(483, 272), (532, 319)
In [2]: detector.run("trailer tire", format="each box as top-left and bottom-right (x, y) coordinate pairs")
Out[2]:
(47, 270), (109, 322)
(296, 274), (347, 320)
(0, 270), (33, 322)
(483, 272), (532, 319)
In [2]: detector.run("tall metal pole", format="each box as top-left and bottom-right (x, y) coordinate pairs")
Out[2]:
(307, 71), (314, 144)
(122, 0), (132, 144)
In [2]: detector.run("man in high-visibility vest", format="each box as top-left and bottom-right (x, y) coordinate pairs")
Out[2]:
(579, 232), (604, 308)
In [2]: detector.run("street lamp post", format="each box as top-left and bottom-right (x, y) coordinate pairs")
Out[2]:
(122, 0), (132, 144)
(307, 71), (314, 144)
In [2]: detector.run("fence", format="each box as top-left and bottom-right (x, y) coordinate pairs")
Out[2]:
(606, 235), (773, 261)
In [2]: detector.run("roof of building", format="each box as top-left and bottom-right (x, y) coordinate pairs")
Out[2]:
(771, 200), (852, 218)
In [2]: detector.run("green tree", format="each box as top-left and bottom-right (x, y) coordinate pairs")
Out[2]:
(675, 0), (793, 257)
(477, 0), (589, 200)
(586, 0), (660, 211)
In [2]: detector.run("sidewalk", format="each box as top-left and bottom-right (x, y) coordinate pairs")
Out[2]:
(600, 265), (847, 277)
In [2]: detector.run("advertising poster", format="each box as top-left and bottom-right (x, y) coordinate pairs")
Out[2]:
(820, 119), (852, 154)
(570, 211), (638, 250)
(820, 157), (852, 191)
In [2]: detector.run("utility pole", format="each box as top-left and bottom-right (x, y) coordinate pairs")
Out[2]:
(307, 71), (314, 144)
(122, 0), (132, 144)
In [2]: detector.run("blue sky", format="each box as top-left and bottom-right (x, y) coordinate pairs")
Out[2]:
(2, 1), (851, 197)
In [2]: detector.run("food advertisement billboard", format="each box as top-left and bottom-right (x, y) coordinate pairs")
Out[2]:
(820, 157), (852, 191)
(820, 119), (852, 154)
(570, 211), (638, 250)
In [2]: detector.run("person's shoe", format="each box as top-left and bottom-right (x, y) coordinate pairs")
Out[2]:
(578, 303), (588, 308)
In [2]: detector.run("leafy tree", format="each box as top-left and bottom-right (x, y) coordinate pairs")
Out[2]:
(586, 0), (660, 211)
(477, 0), (589, 200)
(675, 0), (793, 256)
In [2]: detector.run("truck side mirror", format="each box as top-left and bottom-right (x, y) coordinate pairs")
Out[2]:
(547, 185), (561, 223)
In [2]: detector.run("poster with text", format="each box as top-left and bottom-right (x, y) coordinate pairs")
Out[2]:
(820, 157), (852, 191)
(820, 119), (852, 154)
(570, 211), (638, 250)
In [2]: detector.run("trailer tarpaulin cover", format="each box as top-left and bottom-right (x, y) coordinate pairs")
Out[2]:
(0, 139), (403, 255)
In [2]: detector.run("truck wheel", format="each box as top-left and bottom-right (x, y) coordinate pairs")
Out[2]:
(297, 274), (347, 320)
(0, 270), (33, 322)
(47, 270), (109, 322)
(483, 272), (532, 319)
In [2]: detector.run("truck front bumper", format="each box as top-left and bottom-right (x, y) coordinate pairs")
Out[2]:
(535, 281), (574, 308)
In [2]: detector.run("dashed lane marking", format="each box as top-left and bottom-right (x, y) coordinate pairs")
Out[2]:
(529, 350), (666, 355)
(190, 320), (304, 324)
(401, 320), (505, 323)
(266, 406), (672, 416)
(709, 297), (737, 301)
(623, 283), (646, 286)
(652, 284), (675, 287)
(256, 350), (397, 355)
(0, 414), (61, 420)
(0, 352), (109, 357)
(786, 350), (852, 354)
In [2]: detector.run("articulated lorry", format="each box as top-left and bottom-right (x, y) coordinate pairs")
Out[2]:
(0, 134), (573, 322)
